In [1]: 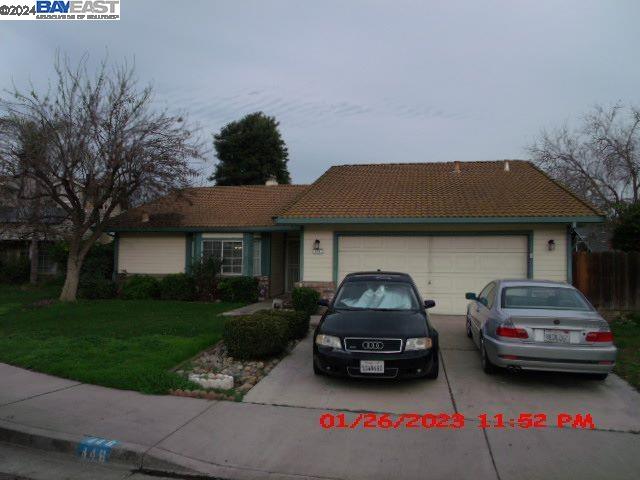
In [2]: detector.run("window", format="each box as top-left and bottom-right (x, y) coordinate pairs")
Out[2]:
(333, 280), (419, 311)
(478, 283), (495, 309)
(253, 238), (261, 276)
(501, 286), (592, 311)
(37, 244), (57, 275)
(202, 239), (243, 275)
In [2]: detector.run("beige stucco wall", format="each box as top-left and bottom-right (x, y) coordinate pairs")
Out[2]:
(301, 223), (568, 284)
(118, 233), (186, 275)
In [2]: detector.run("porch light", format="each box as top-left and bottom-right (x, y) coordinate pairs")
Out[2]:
(547, 239), (556, 251)
(312, 239), (323, 255)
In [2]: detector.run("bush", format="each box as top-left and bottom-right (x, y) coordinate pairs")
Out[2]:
(218, 276), (259, 303)
(292, 287), (320, 317)
(121, 275), (160, 300)
(79, 277), (117, 299)
(260, 309), (310, 340)
(51, 241), (114, 281)
(612, 202), (640, 252)
(223, 311), (289, 359)
(191, 257), (221, 301)
(0, 257), (30, 284)
(159, 273), (196, 301)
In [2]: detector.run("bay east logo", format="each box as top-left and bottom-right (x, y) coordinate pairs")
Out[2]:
(36, 1), (119, 14)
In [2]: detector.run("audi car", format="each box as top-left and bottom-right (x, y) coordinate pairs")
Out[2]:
(312, 272), (439, 379)
(465, 279), (617, 379)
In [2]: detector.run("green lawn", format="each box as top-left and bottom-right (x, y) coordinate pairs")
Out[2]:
(0, 285), (241, 394)
(611, 313), (640, 390)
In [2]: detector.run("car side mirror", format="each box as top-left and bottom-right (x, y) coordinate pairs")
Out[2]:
(465, 292), (477, 301)
(318, 298), (329, 307)
(424, 299), (436, 309)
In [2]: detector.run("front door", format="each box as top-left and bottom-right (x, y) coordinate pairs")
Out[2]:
(285, 237), (300, 292)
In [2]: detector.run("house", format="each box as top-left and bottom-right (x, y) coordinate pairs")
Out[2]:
(108, 160), (603, 314)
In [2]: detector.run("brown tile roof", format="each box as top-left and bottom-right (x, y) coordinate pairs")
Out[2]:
(108, 185), (309, 230)
(280, 161), (601, 219)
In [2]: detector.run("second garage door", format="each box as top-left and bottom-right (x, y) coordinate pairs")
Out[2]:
(337, 235), (528, 314)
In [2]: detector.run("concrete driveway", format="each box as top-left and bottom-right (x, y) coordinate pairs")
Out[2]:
(244, 314), (640, 479)
(245, 315), (640, 431)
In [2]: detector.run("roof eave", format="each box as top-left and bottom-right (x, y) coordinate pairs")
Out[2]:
(107, 225), (301, 233)
(275, 215), (605, 225)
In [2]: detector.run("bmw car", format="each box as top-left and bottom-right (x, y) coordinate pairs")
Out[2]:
(313, 272), (439, 379)
(466, 279), (617, 379)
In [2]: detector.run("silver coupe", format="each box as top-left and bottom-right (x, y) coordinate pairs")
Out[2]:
(465, 279), (616, 379)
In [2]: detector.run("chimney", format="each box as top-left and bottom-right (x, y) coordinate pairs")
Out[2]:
(453, 161), (461, 174)
(265, 176), (278, 186)
(504, 160), (510, 172)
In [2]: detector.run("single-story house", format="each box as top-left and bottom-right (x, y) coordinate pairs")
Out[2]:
(108, 160), (603, 314)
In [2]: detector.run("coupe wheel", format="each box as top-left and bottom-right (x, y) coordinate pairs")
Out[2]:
(466, 316), (473, 338)
(480, 336), (496, 374)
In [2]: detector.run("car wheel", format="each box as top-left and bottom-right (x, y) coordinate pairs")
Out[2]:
(590, 373), (608, 381)
(480, 336), (496, 374)
(466, 316), (473, 338)
(313, 357), (323, 376)
(423, 351), (439, 379)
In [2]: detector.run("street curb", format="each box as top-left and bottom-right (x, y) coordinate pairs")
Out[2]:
(0, 418), (145, 469)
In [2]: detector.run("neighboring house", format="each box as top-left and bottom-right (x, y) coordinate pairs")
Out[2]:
(108, 160), (604, 314)
(0, 176), (65, 276)
(573, 224), (613, 252)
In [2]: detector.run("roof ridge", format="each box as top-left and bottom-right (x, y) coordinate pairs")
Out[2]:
(329, 159), (529, 168)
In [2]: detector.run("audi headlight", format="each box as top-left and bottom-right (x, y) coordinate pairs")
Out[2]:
(405, 337), (432, 351)
(315, 334), (342, 349)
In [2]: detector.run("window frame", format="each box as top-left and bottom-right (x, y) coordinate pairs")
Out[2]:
(202, 238), (244, 276)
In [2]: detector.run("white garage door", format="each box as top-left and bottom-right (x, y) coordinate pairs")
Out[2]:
(337, 235), (528, 314)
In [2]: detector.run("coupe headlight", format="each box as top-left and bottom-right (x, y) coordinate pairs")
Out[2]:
(315, 334), (342, 349)
(405, 337), (432, 351)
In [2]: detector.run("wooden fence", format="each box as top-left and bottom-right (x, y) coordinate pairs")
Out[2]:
(573, 251), (640, 311)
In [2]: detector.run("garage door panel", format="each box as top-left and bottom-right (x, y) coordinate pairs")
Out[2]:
(338, 235), (527, 314)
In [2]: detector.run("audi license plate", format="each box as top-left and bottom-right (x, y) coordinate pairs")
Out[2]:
(360, 360), (384, 374)
(544, 330), (570, 344)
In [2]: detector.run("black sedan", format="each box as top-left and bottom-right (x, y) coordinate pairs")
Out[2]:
(313, 272), (439, 379)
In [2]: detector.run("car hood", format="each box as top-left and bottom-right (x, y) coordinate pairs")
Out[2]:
(319, 310), (428, 338)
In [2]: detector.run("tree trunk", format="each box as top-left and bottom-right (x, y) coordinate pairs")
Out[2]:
(59, 250), (82, 302)
(29, 237), (39, 285)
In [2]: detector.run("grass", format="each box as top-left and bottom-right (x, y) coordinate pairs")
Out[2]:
(610, 313), (640, 390)
(0, 284), (242, 394)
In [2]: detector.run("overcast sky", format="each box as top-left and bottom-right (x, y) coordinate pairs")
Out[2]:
(2, 0), (639, 184)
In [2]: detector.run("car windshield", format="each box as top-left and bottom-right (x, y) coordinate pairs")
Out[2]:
(333, 279), (420, 311)
(501, 286), (592, 311)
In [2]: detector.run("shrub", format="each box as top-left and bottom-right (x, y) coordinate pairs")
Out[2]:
(191, 257), (221, 301)
(121, 275), (160, 300)
(292, 287), (320, 317)
(51, 241), (114, 281)
(0, 257), (30, 284)
(79, 277), (117, 299)
(223, 311), (289, 359)
(260, 309), (310, 340)
(218, 276), (259, 303)
(159, 273), (196, 301)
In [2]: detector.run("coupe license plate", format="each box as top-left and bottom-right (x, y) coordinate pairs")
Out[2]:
(544, 330), (570, 344)
(360, 360), (385, 374)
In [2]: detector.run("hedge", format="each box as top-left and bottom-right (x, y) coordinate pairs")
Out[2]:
(223, 311), (289, 359)
(218, 276), (259, 303)
(159, 273), (196, 301)
(0, 257), (30, 284)
(79, 277), (117, 300)
(292, 287), (320, 317)
(121, 275), (160, 300)
(259, 309), (310, 340)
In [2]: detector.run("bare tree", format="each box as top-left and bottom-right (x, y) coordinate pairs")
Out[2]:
(528, 104), (640, 214)
(0, 55), (201, 300)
